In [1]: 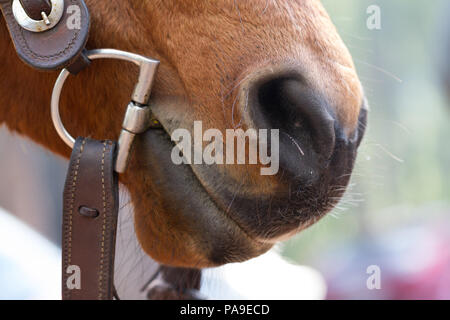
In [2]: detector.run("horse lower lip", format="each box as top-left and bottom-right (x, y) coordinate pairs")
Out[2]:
(185, 140), (359, 240)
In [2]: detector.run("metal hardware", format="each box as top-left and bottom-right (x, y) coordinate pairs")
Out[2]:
(115, 102), (152, 173)
(12, 0), (64, 32)
(41, 11), (50, 26)
(51, 49), (160, 173)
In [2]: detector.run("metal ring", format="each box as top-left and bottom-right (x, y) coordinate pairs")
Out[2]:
(12, 0), (64, 32)
(51, 48), (158, 149)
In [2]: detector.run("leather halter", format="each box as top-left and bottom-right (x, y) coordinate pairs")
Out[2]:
(0, 0), (160, 300)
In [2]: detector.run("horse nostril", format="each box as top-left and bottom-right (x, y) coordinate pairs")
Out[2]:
(250, 75), (336, 180)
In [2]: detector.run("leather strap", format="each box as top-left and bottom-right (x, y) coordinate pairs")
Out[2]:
(62, 137), (119, 300)
(66, 48), (90, 74)
(0, 0), (90, 70)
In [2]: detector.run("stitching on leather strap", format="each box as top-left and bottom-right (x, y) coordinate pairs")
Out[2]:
(98, 141), (107, 299)
(64, 137), (86, 299)
(2, 0), (81, 61)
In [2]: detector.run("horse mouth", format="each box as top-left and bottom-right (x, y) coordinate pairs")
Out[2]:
(129, 103), (366, 266)
(131, 129), (272, 266)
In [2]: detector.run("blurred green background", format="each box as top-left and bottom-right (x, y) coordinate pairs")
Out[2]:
(282, 0), (450, 282)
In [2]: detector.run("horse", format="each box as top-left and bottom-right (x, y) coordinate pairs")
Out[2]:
(0, 0), (367, 298)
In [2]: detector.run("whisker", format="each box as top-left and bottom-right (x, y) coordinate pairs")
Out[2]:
(281, 131), (305, 157)
(354, 58), (403, 83)
(370, 143), (405, 163)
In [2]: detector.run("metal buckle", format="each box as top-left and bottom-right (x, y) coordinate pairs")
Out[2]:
(12, 0), (64, 32)
(51, 49), (160, 173)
